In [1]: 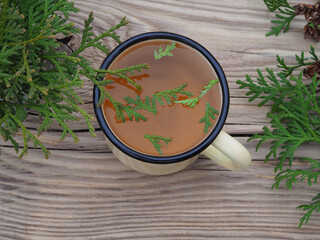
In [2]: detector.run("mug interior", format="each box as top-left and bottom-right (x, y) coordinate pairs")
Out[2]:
(93, 32), (229, 164)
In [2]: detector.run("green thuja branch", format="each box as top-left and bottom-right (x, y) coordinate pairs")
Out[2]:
(199, 79), (219, 98)
(119, 83), (194, 121)
(264, 0), (291, 12)
(72, 12), (126, 56)
(276, 46), (318, 77)
(87, 63), (149, 108)
(248, 73), (320, 172)
(199, 102), (219, 133)
(297, 193), (320, 228)
(272, 158), (320, 227)
(154, 42), (176, 60)
(153, 83), (193, 105)
(101, 63), (149, 76)
(263, 0), (296, 37)
(117, 103), (147, 122)
(123, 95), (157, 114)
(272, 158), (320, 190)
(237, 68), (297, 110)
(175, 79), (218, 108)
(237, 48), (320, 227)
(266, 8), (295, 36)
(144, 134), (173, 155)
(0, 0), (147, 158)
(0, 1), (23, 44)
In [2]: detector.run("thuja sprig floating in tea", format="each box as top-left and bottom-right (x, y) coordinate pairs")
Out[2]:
(0, 0), (148, 158)
(199, 103), (219, 133)
(134, 80), (220, 153)
(100, 40), (221, 156)
(121, 83), (194, 118)
(154, 42), (176, 60)
(144, 134), (173, 155)
(122, 79), (219, 154)
(175, 79), (219, 108)
(236, 47), (320, 227)
(172, 79), (220, 133)
(123, 95), (158, 115)
(152, 83), (193, 105)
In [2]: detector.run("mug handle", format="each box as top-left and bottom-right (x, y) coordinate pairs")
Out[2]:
(202, 130), (251, 171)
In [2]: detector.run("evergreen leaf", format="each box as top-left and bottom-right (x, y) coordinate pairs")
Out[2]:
(144, 134), (173, 155)
(154, 42), (176, 60)
(175, 79), (218, 108)
(123, 95), (157, 114)
(265, 6), (296, 37)
(297, 194), (320, 228)
(15, 105), (28, 122)
(237, 48), (320, 227)
(0, 1), (132, 158)
(263, 0), (291, 12)
(153, 83), (193, 106)
(199, 102), (219, 133)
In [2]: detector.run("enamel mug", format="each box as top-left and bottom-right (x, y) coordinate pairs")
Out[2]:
(93, 32), (251, 175)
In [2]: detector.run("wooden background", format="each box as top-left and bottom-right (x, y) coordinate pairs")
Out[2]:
(1, 0), (320, 239)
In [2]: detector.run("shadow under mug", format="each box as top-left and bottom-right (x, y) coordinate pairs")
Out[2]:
(93, 32), (251, 175)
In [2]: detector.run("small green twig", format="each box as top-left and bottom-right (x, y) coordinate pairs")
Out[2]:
(154, 42), (176, 60)
(265, 2), (296, 37)
(297, 193), (320, 228)
(199, 102), (219, 133)
(174, 79), (218, 108)
(73, 15), (128, 56)
(145, 134), (173, 155)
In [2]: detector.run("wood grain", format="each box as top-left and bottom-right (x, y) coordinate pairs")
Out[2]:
(1, 0), (320, 239)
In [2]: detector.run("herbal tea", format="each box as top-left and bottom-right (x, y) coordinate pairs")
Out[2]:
(102, 39), (222, 156)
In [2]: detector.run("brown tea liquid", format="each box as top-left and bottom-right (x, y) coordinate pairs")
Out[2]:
(103, 39), (222, 156)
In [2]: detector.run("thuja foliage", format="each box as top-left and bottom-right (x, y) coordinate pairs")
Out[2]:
(236, 47), (320, 227)
(122, 83), (193, 117)
(154, 42), (176, 60)
(173, 79), (220, 133)
(126, 79), (220, 153)
(199, 102), (219, 134)
(153, 83), (193, 105)
(263, 0), (295, 36)
(144, 134), (173, 155)
(0, 0), (148, 158)
(263, 0), (320, 41)
(174, 79), (218, 108)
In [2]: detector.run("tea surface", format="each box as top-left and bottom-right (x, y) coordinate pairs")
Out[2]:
(103, 39), (221, 156)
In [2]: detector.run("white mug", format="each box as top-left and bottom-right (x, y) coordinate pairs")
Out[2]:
(94, 32), (251, 175)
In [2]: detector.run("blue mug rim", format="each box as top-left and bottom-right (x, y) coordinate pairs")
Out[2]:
(93, 32), (229, 164)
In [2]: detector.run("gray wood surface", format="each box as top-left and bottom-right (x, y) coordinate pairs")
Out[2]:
(1, 0), (320, 239)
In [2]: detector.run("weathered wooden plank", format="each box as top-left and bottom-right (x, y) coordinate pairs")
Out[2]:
(0, 147), (319, 240)
(0, 0), (319, 239)
(1, 131), (319, 161)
